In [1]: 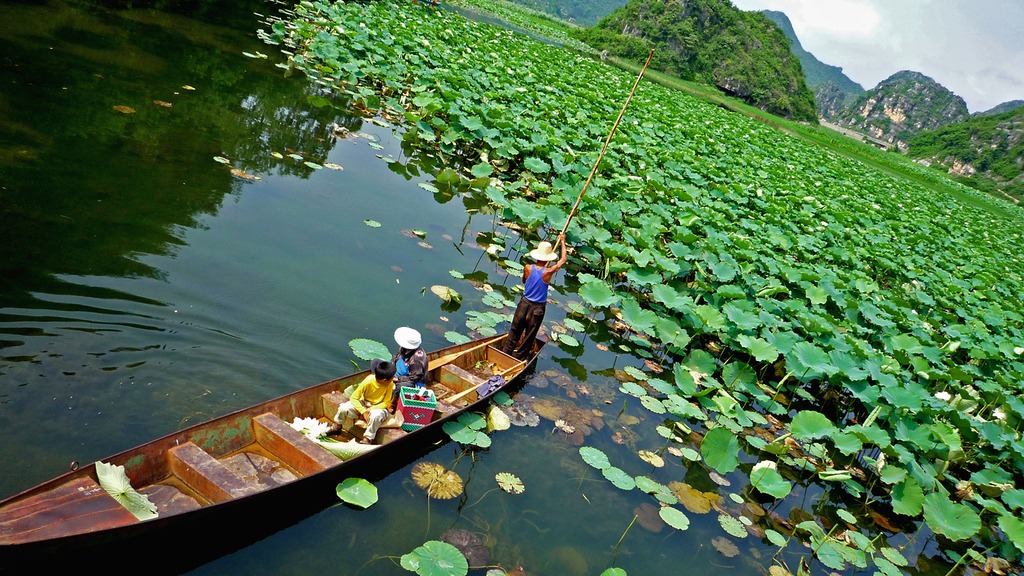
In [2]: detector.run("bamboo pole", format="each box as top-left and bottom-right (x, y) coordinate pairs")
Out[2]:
(559, 48), (655, 237)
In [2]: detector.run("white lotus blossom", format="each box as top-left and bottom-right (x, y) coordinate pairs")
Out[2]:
(935, 391), (952, 402)
(993, 408), (1007, 421)
(291, 416), (330, 440)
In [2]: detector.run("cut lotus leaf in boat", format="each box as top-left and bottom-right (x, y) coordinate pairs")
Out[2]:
(95, 461), (158, 521)
(315, 438), (379, 460)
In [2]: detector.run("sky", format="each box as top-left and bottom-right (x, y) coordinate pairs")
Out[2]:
(728, 0), (1024, 113)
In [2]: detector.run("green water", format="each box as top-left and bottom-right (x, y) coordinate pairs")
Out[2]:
(0, 1), (952, 574)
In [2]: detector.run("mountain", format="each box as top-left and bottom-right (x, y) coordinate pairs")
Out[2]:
(759, 10), (864, 117)
(498, 0), (626, 26)
(974, 100), (1024, 117)
(573, 0), (818, 121)
(908, 108), (1024, 199)
(829, 71), (969, 150)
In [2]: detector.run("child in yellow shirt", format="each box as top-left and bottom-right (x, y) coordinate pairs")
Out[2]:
(334, 358), (396, 443)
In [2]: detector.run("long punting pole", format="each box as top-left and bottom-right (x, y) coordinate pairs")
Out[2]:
(559, 48), (655, 237)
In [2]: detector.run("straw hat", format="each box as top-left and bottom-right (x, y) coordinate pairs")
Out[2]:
(529, 241), (558, 262)
(394, 326), (422, 349)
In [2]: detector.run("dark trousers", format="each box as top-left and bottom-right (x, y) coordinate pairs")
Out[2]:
(502, 297), (545, 360)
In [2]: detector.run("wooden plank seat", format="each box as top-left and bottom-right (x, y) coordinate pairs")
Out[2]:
(168, 442), (260, 504)
(436, 364), (486, 405)
(252, 413), (340, 475)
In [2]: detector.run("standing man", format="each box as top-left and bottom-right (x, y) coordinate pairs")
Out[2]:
(502, 233), (567, 360)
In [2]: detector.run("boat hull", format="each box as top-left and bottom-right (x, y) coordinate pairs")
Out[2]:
(0, 333), (543, 572)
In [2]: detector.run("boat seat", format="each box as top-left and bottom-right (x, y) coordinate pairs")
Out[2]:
(436, 364), (486, 402)
(253, 412), (341, 475)
(168, 442), (260, 504)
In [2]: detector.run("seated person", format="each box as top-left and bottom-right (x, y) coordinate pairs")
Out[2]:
(392, 326), (428, 389)
(333, 358), (396, 443)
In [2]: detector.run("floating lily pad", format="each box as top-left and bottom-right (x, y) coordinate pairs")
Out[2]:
(638, 450), (665, 467)
(496, 472), (524, 494)
(411, 462), (464, 499)
(579, 446), (610, 470)
(336, 478), (378, 508)
(440, 529), (489, 567)
(431, 285), (461, 303)
(348, 338), (390, 361)
(660, 506), (690, 531)
(719, 514), (747, 538)
(669, 481), (718, 514)
(364, 219), (382, 228)
(712, 536), (739, 557)
(400, 540), (468, 576)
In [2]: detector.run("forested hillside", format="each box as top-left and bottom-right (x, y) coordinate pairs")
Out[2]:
(573, 0), (818, 122)
(499, 0), (624, 26)
(908, 109), (1024, 199)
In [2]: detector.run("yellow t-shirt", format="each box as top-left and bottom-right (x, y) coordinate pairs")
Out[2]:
(349, 373), (394, 413)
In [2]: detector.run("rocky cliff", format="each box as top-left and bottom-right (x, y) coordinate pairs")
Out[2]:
(830, 71), (969, 150)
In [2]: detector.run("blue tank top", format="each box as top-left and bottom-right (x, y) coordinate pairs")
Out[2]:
(523, 265), (549, 303)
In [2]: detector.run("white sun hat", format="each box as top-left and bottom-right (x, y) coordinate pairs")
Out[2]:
(394, 326), (422, 349)
(529, 241), (558, 261)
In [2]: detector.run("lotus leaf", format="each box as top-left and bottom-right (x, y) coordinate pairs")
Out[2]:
(336, 478), (378, 508)
(634, 502), (664, 533)
(601, 466), (635, 491)
(95, 461), (158, 521)
(749, 461), (792, 499)
(669, 481), (718, 514)
(599, 569), (627, 576)
(579, 446), (611, 470)
(349, 338), (391, 361)
(701, 427), (740, 475)
(659, 506), (690, 531)
(922, 493), (981, 541)
(495, 472), (524, 495)
(790, 410), (837, 440)
(411, 462), (464, 499)
(711, 536), (738, 557)
(486, 405), (511, 432)
(400, 540), (468, 576)
(718, 513), (747, 538)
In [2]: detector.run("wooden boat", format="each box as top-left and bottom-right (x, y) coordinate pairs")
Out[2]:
(0, 332), (542, 571)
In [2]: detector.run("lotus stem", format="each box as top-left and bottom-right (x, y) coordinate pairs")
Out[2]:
(609, 514), (638, 564)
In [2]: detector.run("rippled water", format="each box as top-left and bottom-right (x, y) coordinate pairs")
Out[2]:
(0, 1), (952, 574)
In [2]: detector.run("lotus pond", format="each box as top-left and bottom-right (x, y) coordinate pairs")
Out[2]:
(2, 0), (1023, 574)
